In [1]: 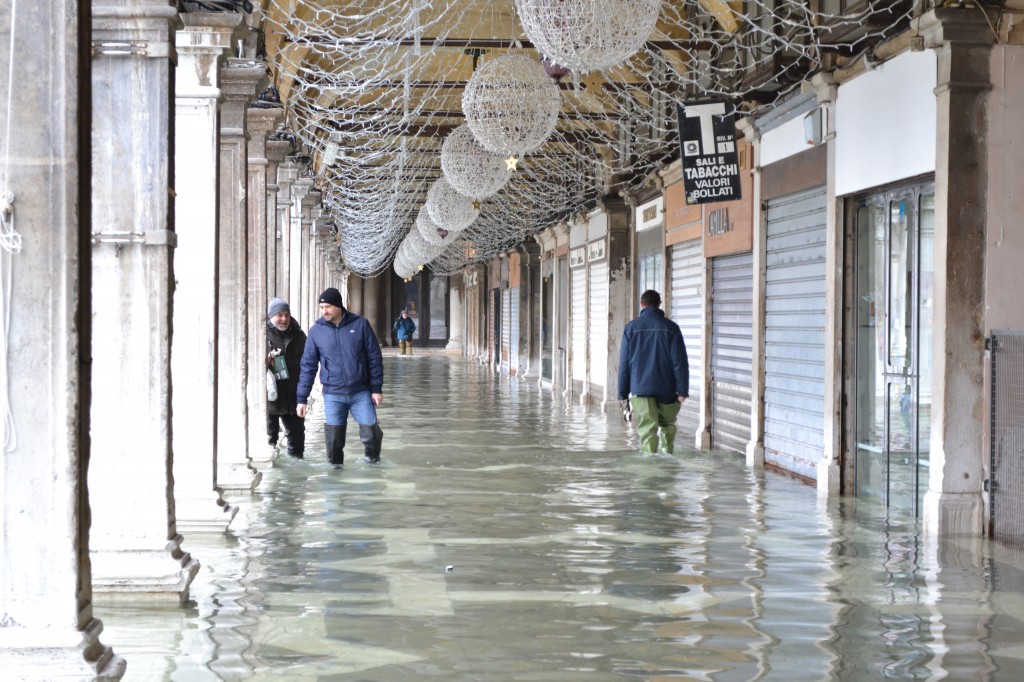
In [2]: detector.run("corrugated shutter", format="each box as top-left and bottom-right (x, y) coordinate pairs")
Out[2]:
(510, 287), (520, 375)
(588, 261), (609, 392)
(764, 187), (828, 478)
(669, 238), (703, 439)
(710, 251), (753, 454)
(501, 288), (511, 374)
(571, 267), (587, 385)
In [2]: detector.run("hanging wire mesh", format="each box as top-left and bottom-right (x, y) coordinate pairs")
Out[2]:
(262, 0), (916, 276)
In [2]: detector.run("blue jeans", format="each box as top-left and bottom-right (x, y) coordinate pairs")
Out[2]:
(322, 390), (377, 427)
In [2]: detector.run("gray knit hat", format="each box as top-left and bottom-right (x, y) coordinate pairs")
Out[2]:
(267, 297), (290, 318)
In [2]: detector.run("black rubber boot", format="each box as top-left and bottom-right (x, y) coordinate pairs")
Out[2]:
(359, 423), (383, 463)
(325, 424), (346, 466)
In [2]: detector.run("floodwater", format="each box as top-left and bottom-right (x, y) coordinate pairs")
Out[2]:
(98, 355), (1024, 680)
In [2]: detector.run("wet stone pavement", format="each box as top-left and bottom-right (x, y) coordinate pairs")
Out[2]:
(99, 355), (1024, 680)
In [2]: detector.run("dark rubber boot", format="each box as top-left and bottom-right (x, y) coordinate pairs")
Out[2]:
(359, 422), (383, 463)
(325, 424), (346, 466)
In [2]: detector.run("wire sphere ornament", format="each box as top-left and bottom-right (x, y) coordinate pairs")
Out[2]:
(425, 177), (480, 232)
(416, 211), (461, 248)
(393, 247), (415, 275)
(401, 224), (444, 265)
(462, 53), (561, 157)
(441, 124), (511, 200)
(513, 0), (663, 72)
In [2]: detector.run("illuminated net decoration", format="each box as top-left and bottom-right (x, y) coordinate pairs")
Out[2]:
(441, 124), (511, 200)
(514, 0), (663, 73)
(425, 176), (480, 233)
(262, 1), (918, 275)
(462, 53), (561, 157)
(401, 222), (445, 266)
(416, 211), (461, 249)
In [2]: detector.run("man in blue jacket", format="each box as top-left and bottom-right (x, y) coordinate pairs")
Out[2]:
(296, 288), (384, 465)
(617, 290), (689, 454)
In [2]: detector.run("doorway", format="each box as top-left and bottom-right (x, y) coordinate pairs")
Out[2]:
(852, 184), (935, 515)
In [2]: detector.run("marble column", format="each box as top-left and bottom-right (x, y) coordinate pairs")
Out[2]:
(919, 9), (994, 537)
(347, 271), (365, 312)
(89, 2), (199, 601)
(216, 58), (266, 494)
(447, 273), (465, 354)
(300, 190), (322, 326)
(0, 0), (124, 675)
(172, 12), (244, 533)
(246, 104), (284, 470)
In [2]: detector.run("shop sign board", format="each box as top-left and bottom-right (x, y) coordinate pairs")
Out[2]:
(678, 101), (742, 205)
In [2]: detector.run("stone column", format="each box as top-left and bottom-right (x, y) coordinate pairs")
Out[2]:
(89, 2), (199, 601)
(216, 58), (266, 494)
(919, 9), (994, 537)
(300, 190), (322, 326)
(246, 104), (284, 471)
(363, 275), (386, 344)
(813, 72), (843, 495)
(172, 12), (244, 534)
(604, 198), (632, 410)
(0, 0), (124, 675)
(275, 161), (298, 305)
(288, 176), (311, 320)
(348, 271), (365, 312)
(516, 242), (540, 377)
(265, 139), (290, 301)
(447, 273), (465, 354)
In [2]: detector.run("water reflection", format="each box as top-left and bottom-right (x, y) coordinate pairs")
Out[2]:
(97, 356), (1024, 680)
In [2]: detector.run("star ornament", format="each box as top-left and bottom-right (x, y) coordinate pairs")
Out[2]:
(505, 155), (519, 171)
(471, 199), (482, 210)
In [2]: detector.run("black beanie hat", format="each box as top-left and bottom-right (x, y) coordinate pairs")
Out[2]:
(319, 287), (344, 309)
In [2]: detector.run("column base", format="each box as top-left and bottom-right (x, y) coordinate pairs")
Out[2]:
(817, 457), (841, 496)
(923, 489), (985, 538)
(445, 340), (463, 354)
(175, 489), (239, 533)
(0, 618), (126, 681)
(91, 535), (200, 604)
(695, 427), (711, 451)
(249, 448), (277, 471)
(217, 462), (262, 494)
(745, 441), (764, 468)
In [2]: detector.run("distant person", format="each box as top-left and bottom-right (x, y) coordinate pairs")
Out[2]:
(266, 298), (306, 458)
(393, 309), (416, 355)
(617, 290), (689, 454)
(296, 288), (384, 465)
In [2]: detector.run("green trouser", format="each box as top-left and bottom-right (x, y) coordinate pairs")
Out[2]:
(630, 396), (682, 454)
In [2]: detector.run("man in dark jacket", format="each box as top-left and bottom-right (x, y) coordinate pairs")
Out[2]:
(296, 287), (384, 465)
(393, 309), (416, 355)
(617, 290), (689, 454)
(267, 298), (307, 458)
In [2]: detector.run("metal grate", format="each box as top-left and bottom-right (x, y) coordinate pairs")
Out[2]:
(991, 331), (1024, 546)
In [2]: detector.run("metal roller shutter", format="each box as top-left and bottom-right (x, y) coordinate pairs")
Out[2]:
(710, 251), (754, 454)
(669, 238), (703, 440)
(510, 287), (520, 375)
(501, 288), (511, 374)
(588, 261), (609, 393)
(764, 187), (828, 478)
(571, 268), (587, 386)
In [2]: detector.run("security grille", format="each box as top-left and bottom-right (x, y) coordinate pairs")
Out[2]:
(991, 331), (1024, 546)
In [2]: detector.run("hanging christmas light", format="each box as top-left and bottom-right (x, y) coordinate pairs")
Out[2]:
(440, 124), (511, 200)
(514, 0), (663, 73)
(462, 53), (561, 158)
(424, 176), (480, 233)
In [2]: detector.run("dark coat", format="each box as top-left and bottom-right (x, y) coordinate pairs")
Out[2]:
(267, 318), (307, 416)
(394, 315), (416, 340)
(297, 309), (383, 403)
(617, 307), (689, 403)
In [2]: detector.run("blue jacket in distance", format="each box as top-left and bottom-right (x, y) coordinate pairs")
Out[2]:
(617, 307), (689, 403)
(394, 316), (416, 340)
(297, 310), (383, 403)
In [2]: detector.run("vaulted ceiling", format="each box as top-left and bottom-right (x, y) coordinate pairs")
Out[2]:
(252, 0), (916, 275)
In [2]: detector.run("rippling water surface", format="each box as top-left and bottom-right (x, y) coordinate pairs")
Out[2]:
(99, 355), (1024, 680)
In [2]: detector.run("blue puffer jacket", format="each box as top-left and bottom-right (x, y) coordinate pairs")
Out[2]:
(394, 316), (416, 340)
(617, 307), (689, 403)
(296, 310), (383, 403)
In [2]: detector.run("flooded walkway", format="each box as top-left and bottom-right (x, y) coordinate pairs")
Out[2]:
(100, 355), (1024, 680)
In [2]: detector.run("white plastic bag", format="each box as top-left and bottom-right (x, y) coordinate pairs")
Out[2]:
(266, 370), (278, 401)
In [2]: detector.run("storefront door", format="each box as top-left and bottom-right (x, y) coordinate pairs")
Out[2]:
(854, 186), (935, 514)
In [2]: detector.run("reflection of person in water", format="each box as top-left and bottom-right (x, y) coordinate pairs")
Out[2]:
(897, 385), (914, 452)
